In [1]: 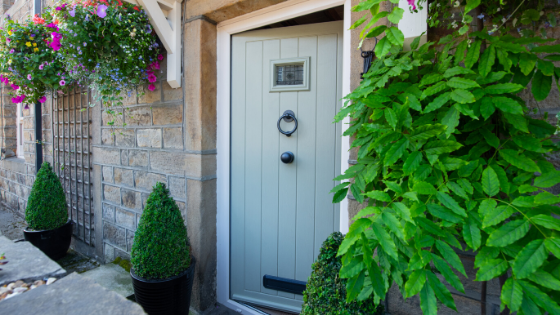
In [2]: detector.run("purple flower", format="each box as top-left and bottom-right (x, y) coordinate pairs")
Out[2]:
(24, 104), (29, 110)
(9, 49), (14, 53)
(6, 38), (10, 44)
(85, 14), (89, 22)
(97, 5), (108, 18)
(38, 96), (46, 103)
(27, 74), (31, 80)
(55, 6), (62, 10)
(39, 64), (44, 70)
(69, 6), (76, 17)
(59, 79), (66, 86)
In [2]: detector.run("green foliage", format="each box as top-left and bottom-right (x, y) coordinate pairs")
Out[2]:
(301, 232), (384, 315)
(112, 256), (132, 272)
(334, 1), (560, 314)
(25, 162), (68, 231)
(131, 182), (190, 280)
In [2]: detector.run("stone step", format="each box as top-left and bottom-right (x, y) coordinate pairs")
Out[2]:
(81, 262), (134, 298)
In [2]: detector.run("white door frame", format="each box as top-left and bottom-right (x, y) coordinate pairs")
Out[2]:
(216, 0), (351, 313)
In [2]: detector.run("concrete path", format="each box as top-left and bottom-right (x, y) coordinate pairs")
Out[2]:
(0, 236), (66, 286)
(81, 262), (134, 297)
(0, 208), (26, 241)
(1, 272), (146, 314)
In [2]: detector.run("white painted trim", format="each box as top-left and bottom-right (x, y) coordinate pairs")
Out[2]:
(398, 0), (428, 38)
(216, 0), (351, 314)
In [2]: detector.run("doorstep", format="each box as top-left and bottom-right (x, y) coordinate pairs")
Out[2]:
(81, 262), (134, 297)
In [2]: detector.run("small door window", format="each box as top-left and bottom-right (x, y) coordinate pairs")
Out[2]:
(270, 57), (310, 92)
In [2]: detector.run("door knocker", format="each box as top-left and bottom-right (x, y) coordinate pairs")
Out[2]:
(277, 110), (298, 137)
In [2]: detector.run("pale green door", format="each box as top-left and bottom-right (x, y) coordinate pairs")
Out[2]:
(230, 21), (343, 313)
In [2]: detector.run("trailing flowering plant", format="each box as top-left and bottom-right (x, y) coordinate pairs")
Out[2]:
(47, 0), (162, 112)
(0, 14), (68, 105)
(334, 0), (560, 314)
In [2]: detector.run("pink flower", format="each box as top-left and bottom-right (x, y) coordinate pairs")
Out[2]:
(39, 64), (44, 70)
(148, 83), (156, 91)
(38, 96), (46, 103)
(6, 38), (10, 44)
(97, 4), (108, 18)
(157, 54), (163, 61)
(10, 83), (19, 90)
(407, 0), (416, 10)
(49, 32), (62, 51)
(151, 61), (160, 70)
(59, 80), (66, 86)
(27, 74), (32, 80)
(147, 73), (157, 83)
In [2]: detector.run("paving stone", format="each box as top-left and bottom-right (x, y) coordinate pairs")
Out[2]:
(0, 236), (66, 286)
(81, 263), (134, 298)
(0, 273), (145, 314)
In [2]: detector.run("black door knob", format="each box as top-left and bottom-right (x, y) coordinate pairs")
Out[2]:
(281, 151), (294, 164)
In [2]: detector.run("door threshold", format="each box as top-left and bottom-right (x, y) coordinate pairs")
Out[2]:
(234, 301), (298, 315)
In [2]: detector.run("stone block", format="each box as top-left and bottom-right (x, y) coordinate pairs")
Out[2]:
(128, 150), (148, 167)
(103, 185), (121, 204)
(102, 166), (113, 183)
(152, 104), (183, 125)
(138, 82), (161, 104)
(104, 243), (116, 263)
(127, 231), (134, 252)
(121, 150), (129, 166)
(134, 171), (166, 191)
(163, 127), (183, 149)
(115, 208), (136, 230)
(163, 81), (183, 102)
(93, 147), (120, 165)
(103, 203), (115, 222)
(101, 129), (114, 145)
(169, 176), (186, 199)
(121, 188), (141, 210)
(141, 193), (149, 209)
(137, 129), (161, 148)
(149, 151), (186, 176)
(114, 168), (133, 187)
(103, 221), (127, 249)
(125, 106), (151, 126)
(115, 129), (136, 147)
(102, 109), (123, 126)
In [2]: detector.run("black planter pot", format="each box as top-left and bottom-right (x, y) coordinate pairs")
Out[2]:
(131, 257), (196, 315)
(23, 220), (73, 261)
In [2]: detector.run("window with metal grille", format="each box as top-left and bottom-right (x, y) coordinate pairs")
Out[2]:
(276, 64), (304, 85)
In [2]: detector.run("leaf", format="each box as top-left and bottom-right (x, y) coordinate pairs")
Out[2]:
(519, 53), (537, 75)
(361, 234), (386, 297)
(463, 216), (481, 250)
(531, 44), (560, 53)
(535, 191), (560, 205)
(375, 37), (392, 58)
(484, 83), (524, 95)
(346, 270), (365, 302)
(441, 106), (460, 137)
(532, 70), (553, 101)
(520, 293), (541, 315)
(352, 206), (380, 220)
(512, 134), (544, 152)
(409, 124), (447, 141)
(417, 217), (445, 237)
(499, 149), (540, 173)
(518, 279), (560, 314)
(483, 205), (515, 228)
(384, 138), (409, 166)
(423, 140), (462, 155)
(382, 212), (405, 240)
(446, 182), (468, 200)
(480, 129), (500, 149)
(501, 278), (523, 312)
(503, 112), (529, 133)
(426, 271), (456, 312)
(478, 198), (497, 217)
(496, 48), (512, 72)
(513, 239), (547, 279)
(366, 25), (387, 38)
(480, 97), (496, 120)
(487, 220), (530, 247)
(420, 82), (449, 99)
(420, 280), (438, 315)
(465, 40), (482, 69)
(387, 7), (405, 24)
(420, 73), (445, 87)
(527, 270), (560, 290)
(441, 157), (467, 171)
(435, 240), (466, 277)
(371, 222), (398, 260)
(333, 188), (348, 203)
(464, 0), (481, 14)
(414, 182), (438, 195)
(427, 204), (463, 223)
(492, 97), (523, 115)
(478, 45), (496, 78)
(340, 258), (365, 278)
(475, 258), (509, 281)
(481, 167), (500, 197)
(365, 190), (391, 202)
(545, 238), (560, 259)
(385, 27), (405, 46)
(431, 254), (465, 293)
(450, 89), (476, 104)
(405, 269), (427, 298)
(423, 92), (450, 113)
(385, 108), (398, 130)
(392, 203), (413, 223)
(338, 218), (372, 256)
(436, 192), (467, 217)
(403, 151), (422, 175)
(443, 66), (475, 78)
(447, 77), (480, 89)
(531, 214), (560, 231)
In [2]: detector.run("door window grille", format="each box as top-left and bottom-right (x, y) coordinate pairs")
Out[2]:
(276, 64), (304, 85)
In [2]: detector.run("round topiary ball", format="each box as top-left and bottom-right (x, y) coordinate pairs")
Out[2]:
(131, 182), (190, 280)
(25, 162), (68, 231)
(301, 232), (383, 315)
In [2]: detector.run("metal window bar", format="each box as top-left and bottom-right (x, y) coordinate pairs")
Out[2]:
(51, 85), (93, 245)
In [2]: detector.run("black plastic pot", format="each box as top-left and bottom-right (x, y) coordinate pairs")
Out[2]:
(131, 257), (196, 315)
(23, 220), (73, 261)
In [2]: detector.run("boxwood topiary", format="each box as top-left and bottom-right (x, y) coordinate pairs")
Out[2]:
(25, 162), (68, 231)
(131, 182), (190, 280)
(302, 232), (384, 315)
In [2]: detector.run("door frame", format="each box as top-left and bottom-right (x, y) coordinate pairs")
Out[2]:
(216, 1), (352, 314)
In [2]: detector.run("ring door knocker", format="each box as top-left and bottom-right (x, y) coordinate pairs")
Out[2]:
(277, 110), (298, 137)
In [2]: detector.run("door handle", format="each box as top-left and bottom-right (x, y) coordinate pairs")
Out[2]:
(277, 110), (298, 137)
(280, 151), (294, 164)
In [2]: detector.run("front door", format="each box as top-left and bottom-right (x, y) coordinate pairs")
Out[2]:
(230, 21), (343, 313)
